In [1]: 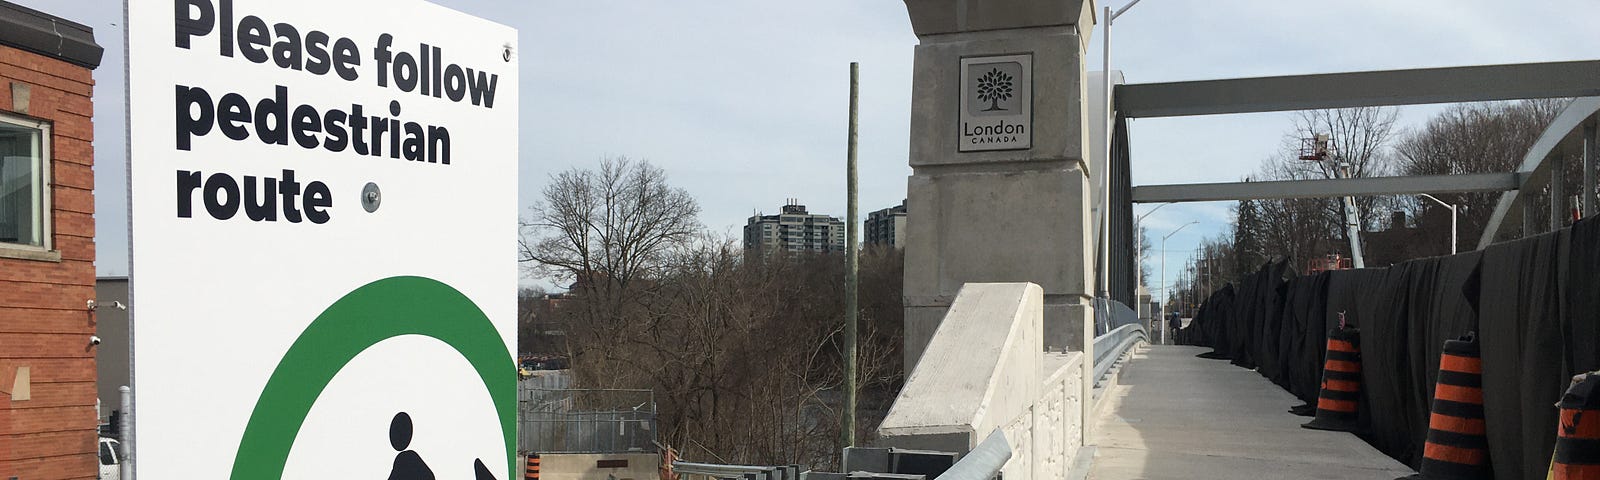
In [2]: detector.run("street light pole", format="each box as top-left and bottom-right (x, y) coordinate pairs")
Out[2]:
(1094, 0), (1144, 306)
(1087, 2), (1145, 444)
(1133, 203), (1169, 336)
(1132, 203), (1170, 313)
(1160, 221), (1196, 343)
(1419, 193), (1458, 255)
(1133, 203), (1171, 276)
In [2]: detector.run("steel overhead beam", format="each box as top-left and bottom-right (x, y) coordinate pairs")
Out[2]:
(1117, 60), (1600, 118)
(1131, 173), (1522, 204)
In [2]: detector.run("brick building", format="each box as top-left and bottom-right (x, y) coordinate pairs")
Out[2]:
(0, 2), (104, 479)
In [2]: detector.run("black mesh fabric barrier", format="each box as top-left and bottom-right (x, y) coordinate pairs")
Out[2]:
(1176, 216), (1600, 478)
(1227, 268), (1258, 369)
(1254, 260), (1292, 388)
(1186, 284), (1235, 358)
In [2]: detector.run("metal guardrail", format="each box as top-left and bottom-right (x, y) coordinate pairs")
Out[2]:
(1092, 298), (1139, 338)
(933, 430), (1010, 480)
(1092, 323), (1146, 386)
(672, 461), (801, 480)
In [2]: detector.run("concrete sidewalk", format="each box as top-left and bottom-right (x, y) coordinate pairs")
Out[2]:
(1085, 346), (1415, 479)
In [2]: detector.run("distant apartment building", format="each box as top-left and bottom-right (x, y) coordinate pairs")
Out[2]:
(865, 200), (907, 248)
(743, 200), (846, 254)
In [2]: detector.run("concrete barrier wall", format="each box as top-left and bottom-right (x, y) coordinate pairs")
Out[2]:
(878, 283), (1085, 480)
(530, 453), (660, 480)
(1029, 353), (1083, 480)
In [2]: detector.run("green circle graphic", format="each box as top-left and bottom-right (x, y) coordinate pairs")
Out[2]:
(229, 276), (515, 479)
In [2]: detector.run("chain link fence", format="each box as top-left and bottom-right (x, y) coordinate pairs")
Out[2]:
(519, 387), (656, 454)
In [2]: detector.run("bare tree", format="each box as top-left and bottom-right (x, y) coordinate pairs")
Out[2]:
(1253, 157), (1341, 270)
(517, 286), (558, 358)
(1137, 225), (1154, 286)
(527, 236), (903, 468)
(1285, 107), (1401, 233)
(519, 158), (908, 469)
(521, 156), (702, 291)
(1183, 101), (1571, 295)
(1233, 107), (1403, 270)
(1394, 99), (1567, 246)
(1208, 100), (1572, 277)
(554, 239), (900, 468)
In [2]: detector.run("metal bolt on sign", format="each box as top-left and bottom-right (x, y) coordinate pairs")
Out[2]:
(362, 182), (382, 213)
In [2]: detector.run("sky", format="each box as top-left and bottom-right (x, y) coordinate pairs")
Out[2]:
(15, 0), (1598, 300)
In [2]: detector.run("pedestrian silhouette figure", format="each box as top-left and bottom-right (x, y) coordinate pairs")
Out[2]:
(388, 412), (435, 480)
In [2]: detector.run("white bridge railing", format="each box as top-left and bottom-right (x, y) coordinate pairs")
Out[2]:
(873, 284), (1148, 480)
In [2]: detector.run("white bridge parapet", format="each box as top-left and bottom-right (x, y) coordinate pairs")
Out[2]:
(878, 283), (1085, 480)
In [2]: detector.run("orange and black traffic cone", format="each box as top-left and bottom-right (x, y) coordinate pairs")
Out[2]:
(1549, 372), (1600, 480)
(1303, 325), (1363, 432)
(525, 453), (541, 480)
(1400, 332), (1491, 480)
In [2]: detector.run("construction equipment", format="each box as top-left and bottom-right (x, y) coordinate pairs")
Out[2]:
(1300, 134), (1367, 268)
(1307, 254), (1354, 275)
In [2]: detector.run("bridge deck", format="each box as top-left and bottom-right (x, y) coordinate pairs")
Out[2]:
(1086, 346), (1415, 479)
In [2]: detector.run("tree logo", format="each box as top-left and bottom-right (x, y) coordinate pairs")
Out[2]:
(959, 55), (1030, 152)
(976, 68), (1014, 111)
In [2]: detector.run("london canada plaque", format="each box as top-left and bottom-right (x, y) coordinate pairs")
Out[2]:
(959, 54), (1032, 152)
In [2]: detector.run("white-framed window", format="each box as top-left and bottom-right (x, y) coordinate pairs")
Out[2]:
(0, 113), (50, 251)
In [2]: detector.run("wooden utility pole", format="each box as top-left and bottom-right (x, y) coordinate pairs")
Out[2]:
(843, 62), (861, 449)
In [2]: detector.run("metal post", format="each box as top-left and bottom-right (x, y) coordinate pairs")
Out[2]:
(1334, 162), (1365, 268)
(1095, 6), (1112, 304)
(1131, 202), (1169, 307)
(1450, 204), (1458, 255)
(842, 62), (860, 449)
(1419, 194), (1457, 255)
(1089, 15), (1112, 442)
(119, 385), (132, 480)
(1090, 1), (1139, 445)
(1551, 149), (1566, 230)
(1524, 199), (1537, 236)
(1586, 124), (1598, 218)
(1081, 286), (1096, 445)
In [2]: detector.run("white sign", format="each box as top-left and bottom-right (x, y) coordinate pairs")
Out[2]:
(126, 1), (518, 479)
(959, 54), (1032, 152)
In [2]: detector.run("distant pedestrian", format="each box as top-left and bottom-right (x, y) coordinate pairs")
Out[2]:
(1168, 312), (1181, 344)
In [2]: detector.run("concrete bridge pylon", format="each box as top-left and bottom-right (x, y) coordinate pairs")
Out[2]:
(901, 0), (1098, 369)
